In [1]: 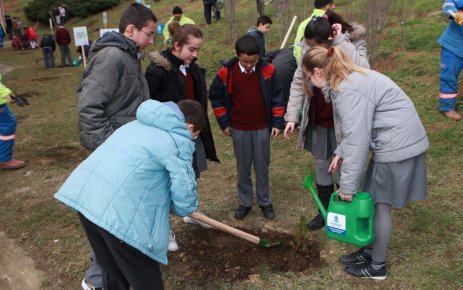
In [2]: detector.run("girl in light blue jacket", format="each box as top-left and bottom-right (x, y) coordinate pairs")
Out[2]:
(55, 99), (206, 289)
(301, 46), (429, 280)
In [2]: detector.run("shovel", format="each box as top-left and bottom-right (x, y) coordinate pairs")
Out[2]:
(189, 212), (282, 248)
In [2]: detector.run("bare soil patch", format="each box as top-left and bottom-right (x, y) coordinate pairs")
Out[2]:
(0, 232), (44, 290)
(166, 227), (322, 288)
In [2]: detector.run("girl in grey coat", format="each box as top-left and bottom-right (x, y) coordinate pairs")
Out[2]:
(301, 46), (429, 280)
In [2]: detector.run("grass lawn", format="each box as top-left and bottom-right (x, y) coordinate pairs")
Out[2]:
(0, 0), (462, 289)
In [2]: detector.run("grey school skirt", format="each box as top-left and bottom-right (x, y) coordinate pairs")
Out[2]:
(303, 125), (337, 159)
(363, 152), (427, 208)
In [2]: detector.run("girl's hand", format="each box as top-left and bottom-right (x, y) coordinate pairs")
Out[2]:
(331, 23), (342, 39)
(328, 155), (342, 172)
(338, 191), (353, 201)
(284, 121), (295, 139)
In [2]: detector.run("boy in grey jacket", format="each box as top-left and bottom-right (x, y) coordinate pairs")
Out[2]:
(77, 4), (157, 290)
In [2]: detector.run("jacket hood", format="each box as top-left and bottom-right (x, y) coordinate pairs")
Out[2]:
(348, 22), (366, 42)
(136, 100), (190, 139)
(89, 31), (139, 57)
(149, 50), (172, 71)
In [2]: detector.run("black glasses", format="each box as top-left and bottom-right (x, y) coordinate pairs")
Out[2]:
(138, 28), (155, 38)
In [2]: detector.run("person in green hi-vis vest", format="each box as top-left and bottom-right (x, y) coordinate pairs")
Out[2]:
(293, 0), (335, 61)
(163, 6), (195, 45)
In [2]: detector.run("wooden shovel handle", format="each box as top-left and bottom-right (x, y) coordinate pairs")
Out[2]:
(190, 212), (260, 245)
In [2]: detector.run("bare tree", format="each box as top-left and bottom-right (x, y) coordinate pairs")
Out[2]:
(392, 0), (415, 51)
(224, 0), (238, 44)
(273, 0), (292, 44)
(365, 0), (391, 64)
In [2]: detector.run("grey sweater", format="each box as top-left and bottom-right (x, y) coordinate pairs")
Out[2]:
(325, 70), (429, 195)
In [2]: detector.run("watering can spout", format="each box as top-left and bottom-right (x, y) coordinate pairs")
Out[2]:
(303, 175), (328, 219)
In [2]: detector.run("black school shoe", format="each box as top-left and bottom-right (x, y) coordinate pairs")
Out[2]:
(339, 246), (372, 265)
(344, 262), (388, 280)
(259, 205), (276, 220)
(235, 206), (252, 220)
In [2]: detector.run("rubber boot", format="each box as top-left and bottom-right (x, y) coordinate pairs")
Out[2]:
(307, 184), (334, 231)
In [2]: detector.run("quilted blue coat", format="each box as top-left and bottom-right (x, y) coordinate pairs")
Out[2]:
(55, 100), (198, 265)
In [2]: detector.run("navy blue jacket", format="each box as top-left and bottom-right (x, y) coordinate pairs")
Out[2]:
(208, 57), (285, 131)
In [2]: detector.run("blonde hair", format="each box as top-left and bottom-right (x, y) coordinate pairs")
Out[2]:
(302, 46), (366, 92)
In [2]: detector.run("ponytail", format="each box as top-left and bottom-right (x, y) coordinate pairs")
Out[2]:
(302, 46), (366, 91)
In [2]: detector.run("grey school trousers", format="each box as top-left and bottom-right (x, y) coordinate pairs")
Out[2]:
(231, 127), (271, 207)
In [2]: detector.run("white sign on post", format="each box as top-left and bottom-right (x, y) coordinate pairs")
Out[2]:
(73, 26), (89, 47)
(102, 12), (108, 29)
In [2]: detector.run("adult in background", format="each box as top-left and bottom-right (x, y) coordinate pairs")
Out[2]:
(59, 4), (68, 25)
(12, 17), (22, 37)
(0, 75), (26, 169)
(163, 6), (195, 46)
(203, 0), (215, 25)
(24, 24), (38, 49)
(438, 0), (463, 120)
(77, 3), (156, 289)
(40, 33), (56, 69)
(5, 15), (13, 40)
(293, 0), (335, 61)
(256, 0), (265, 16)
(247, 15), (273, 59)
(55, 25), (72, 67)
(0, 24), (4, 48)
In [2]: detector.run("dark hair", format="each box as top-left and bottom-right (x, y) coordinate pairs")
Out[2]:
(168, 21), (180, 36)
(304, 16), (331, 44)
(172, 6), (183, 15)
(235, 35), (260, 56)
(326, 10), (353, 34)
(119, 3), (157, 33)
(177, 100), (206, 132)
(257, 15), (272, 26)
(314, 0), (334, 9)
(171, 24), (203, 49)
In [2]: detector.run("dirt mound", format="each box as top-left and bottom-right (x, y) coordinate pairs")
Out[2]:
(167, 227), (322, 288)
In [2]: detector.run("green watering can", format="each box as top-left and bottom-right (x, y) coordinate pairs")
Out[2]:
(303, 175), (375, 246)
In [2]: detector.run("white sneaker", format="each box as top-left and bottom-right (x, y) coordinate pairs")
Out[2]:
(168, 230), (178, 252)
(81, 278), (102, 290)
(183, 215), (213, 229)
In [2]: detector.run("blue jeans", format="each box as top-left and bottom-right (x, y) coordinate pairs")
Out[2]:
(42, 47), (55, 68)
(439, 47), (463, 111)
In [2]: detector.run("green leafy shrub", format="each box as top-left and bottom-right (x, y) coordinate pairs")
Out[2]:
(24, 0), (120, 23)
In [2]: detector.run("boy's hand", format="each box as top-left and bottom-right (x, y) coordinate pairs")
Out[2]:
(284, 121), (295, 139)
(271, 127), (280, 137)
(222, 127), (231, 136)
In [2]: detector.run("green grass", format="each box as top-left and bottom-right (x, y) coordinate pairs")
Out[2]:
(1, 0), (463, 289)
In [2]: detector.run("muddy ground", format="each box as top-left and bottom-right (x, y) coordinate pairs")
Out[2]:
(164, 226), (322, 289)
